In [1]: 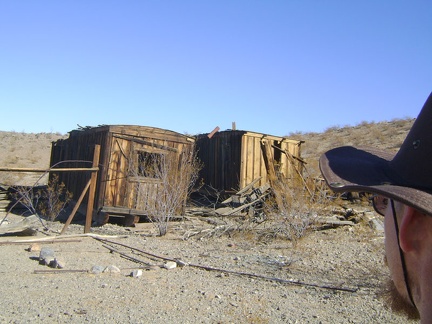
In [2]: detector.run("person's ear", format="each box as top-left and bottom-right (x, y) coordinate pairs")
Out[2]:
(399, 206), (428, 253)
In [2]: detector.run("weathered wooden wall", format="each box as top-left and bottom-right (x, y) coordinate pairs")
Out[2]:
(195, 131), (244, 192)
(196, 130), (303, 193)
(50, 127), (110, 211)
(50, 125), (195, 215)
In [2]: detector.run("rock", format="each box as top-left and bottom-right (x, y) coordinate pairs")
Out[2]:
(163, 261), (177, 270)
(50, 258), (66, 269)
(175, 259), (188, 267)
(103, 265), (121, 274)
(27, 243), (41, 252)
(90, 265), (105, 274)
(364, 211), (384, 232)
(39, 247), (55, 265)
(131, 269), (143, 278)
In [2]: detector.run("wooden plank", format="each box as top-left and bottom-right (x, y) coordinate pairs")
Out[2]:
(101, 206), (148, 216)
(109, 126), (195, 144)
(117, 138), (130, 207)
(113, 134), (178, 152)
(0, 167), (98, 173)
(218, 190), (271, 216)
(60, 179), (91, 235)
(105, 150), (119, 207)
(261, 140), (277, 184)
(0, 215), (39, 235)
(271, 144), (312, 197)
(85, 144), (100, 233)
(257, 137), (266, 186)
(251, 136), (262, 188)
(207, 126), (220, 139)
(221, 177), (262, 204)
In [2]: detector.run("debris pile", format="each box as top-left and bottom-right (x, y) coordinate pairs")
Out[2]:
(215, 177), (271, 217)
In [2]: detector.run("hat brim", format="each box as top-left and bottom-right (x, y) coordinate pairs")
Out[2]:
(319, 146), (432, 215)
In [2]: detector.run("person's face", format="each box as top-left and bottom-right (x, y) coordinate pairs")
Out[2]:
(383, 200), (407, 297)
(380, 198), (419, 319)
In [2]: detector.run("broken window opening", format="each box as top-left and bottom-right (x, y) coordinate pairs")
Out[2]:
(137, 151), (164, 178)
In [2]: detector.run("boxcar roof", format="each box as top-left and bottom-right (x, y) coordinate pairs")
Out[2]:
(196, 129), (302, 143)
(68, 125), (195, 143)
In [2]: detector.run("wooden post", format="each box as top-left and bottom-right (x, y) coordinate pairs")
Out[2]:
(85, 144), (100, 233)
(271, 144), (313, 198)
(261, 140), (277, 185)
(60, 179), (91, 235)
(260, 139), (285, 211)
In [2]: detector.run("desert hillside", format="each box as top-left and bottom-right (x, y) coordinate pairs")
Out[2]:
(0, 117), (414, 187)
(289, 117), (414, 178)
(0, 131), (67, 186)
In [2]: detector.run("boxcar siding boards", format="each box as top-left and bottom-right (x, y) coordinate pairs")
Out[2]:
(110, 136), (130, 207)
(196, 130), (303, 193)
(51, 128), (110, 210)
(50, 125), (195, 218)
(282, 140), (302, 179)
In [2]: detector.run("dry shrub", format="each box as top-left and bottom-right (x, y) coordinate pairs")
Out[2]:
(11, 174), (73, 221)
(38, 174), (73, 220)
(136, 145), (202, 236)
(259, 175), (322, 242)
(187, 174), (330, 243)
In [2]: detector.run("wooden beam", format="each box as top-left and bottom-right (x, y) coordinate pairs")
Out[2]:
(100, 206), (148, 216)
(221, 177), (262, 204)
(260, 140), (277, 184)
(0, 167), (98, 173)
(113, 134), (178, 152)
(85, 144), (100, 233)
(207, 126), (220, 139)
(60, 179), (91, 235)
(271, 144), (313, 197)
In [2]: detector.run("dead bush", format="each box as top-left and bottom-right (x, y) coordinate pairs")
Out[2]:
(38, 175), (73, 220)
(134, 145), (202, 236)
(11, 174), (73, 221)
(260, 175), (321, 242)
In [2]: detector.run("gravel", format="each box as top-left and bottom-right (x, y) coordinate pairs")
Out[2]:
(0, 211), (416, 323)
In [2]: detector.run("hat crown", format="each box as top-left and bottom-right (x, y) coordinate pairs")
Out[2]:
(390, 93), (432, 189)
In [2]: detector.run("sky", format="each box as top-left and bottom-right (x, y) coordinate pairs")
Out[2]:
(1, 1), (431, 137)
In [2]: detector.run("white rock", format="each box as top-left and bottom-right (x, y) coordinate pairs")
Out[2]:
(175, 259), (189, 267)
(131, 269), (143, 278)
(163, 261), (177, 270)
(90, 265), (105, 274)
(103, 265), (121, 274)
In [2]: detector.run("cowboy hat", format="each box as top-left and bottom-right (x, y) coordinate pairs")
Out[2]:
(319, 92), (432, 215)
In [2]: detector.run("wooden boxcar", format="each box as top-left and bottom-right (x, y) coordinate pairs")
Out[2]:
(195, 130), (303, 194)
(50, 125), (195, 224)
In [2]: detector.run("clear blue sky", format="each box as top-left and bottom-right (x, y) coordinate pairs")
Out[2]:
(1, 1), (431, 136)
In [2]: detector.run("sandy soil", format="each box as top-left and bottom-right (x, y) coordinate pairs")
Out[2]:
(0, 211), (414, 324)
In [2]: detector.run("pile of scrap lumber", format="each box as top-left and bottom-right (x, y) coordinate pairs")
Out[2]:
(215, 178), (271, 216)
